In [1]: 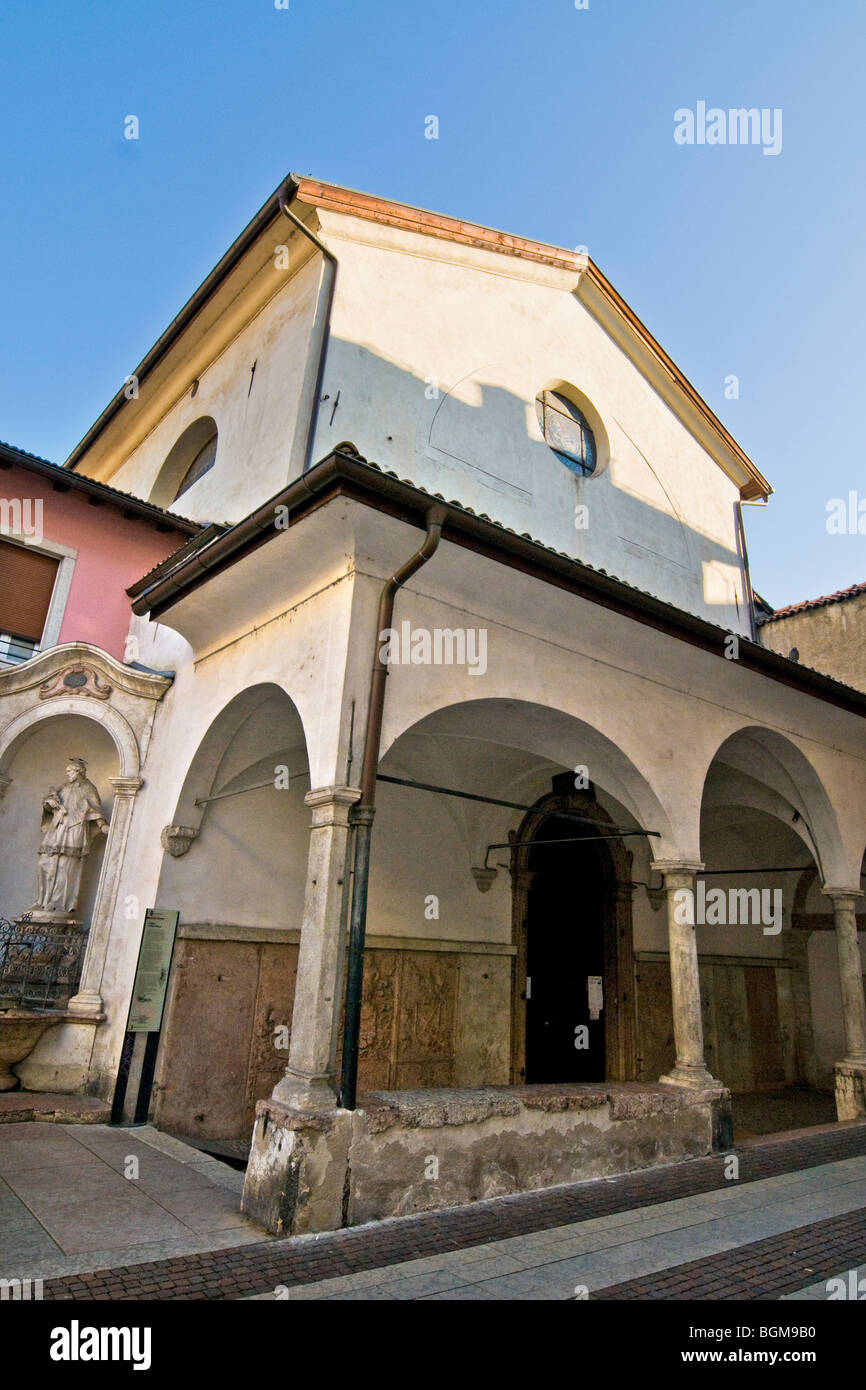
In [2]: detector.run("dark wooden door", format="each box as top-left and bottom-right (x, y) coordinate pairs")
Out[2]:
(525, 819), (607, 1082)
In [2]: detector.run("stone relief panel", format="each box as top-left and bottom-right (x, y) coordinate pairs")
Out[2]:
(244, 942), (300, 1134)
(156, 937), (510, 1140)
(395, 952), (458, 1090)
(39, 666), (112, 701)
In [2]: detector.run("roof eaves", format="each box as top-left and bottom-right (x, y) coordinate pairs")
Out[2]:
(63, 176), (300, 472)
(0, 438), (205, 535)
(128, 445), (866, 718)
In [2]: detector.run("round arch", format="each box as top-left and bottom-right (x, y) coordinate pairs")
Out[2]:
(378, 695), (676, 856)
(165, 682), (309, 836)
(0, 696), (140, 781)
(699, 725), (846, 884)
(510, 782), (637, 1084)
(149, 416), (218, 509)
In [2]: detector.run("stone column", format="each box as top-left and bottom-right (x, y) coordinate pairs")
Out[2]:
(67, 775), (143, 1016)
(824, 887), (866, 1119)
(654, 860), (719, 1090)
(272, 784), (360, 1112)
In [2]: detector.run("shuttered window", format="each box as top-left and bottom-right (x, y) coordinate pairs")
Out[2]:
(0, 539), (59, 641)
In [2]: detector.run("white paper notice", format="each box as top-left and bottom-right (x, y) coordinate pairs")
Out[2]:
(587, 975), (603, 1021)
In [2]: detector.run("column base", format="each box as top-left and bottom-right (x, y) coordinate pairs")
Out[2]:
(659, 1063), (723, 1092)
(834, 1060), (866, 1120)
(66, 992), (104, 1017)
(271, 1066), (338, 1112)
(241, 1098), (352, 1236)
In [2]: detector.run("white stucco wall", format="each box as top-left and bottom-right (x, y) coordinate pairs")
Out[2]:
(103, 252), (322, 524)
(308, 212), (751, 632)
(78, 206), (754, 633)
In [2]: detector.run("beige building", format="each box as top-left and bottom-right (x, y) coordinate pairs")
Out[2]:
(759, 583), (866, 695)
(2, 177), (865, 1235)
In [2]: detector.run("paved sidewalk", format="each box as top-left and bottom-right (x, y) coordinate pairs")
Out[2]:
(0, 1122), (269, 1281)
(37, 1119), (866, 1300)
(250, 1155), (866, 1300)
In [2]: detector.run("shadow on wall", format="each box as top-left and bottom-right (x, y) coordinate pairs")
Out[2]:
(299, 341), (752, 631)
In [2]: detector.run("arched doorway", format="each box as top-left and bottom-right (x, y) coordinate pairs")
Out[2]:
(511, 775), (636, 1084)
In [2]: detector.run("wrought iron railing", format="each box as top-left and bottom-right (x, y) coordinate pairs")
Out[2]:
(0, 916), (86, 1009)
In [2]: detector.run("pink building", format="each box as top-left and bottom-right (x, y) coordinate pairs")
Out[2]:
(0, 440), (201, 666)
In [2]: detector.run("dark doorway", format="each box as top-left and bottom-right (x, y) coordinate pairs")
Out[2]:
(524, 818), (607, 1083)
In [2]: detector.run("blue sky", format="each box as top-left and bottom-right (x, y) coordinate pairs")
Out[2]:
(1, 0), (863, 607)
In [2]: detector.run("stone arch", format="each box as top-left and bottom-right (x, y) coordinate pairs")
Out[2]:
(164, 682), (309, 842)
(699, 725), (845, 884)
(150, 682), (313, 1143)
(149, 416), (218, 509)
(0, 696), (139, 782)
(379, 696), (676, 858)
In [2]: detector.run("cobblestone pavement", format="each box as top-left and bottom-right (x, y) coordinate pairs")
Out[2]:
(30, 1120), (866, 1300)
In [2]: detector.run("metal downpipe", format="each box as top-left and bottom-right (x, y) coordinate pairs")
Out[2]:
(277, 181), (338, 475)
(340, 506), (446, 1109)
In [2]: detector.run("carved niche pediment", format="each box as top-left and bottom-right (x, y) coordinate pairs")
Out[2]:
(0, 642), (173, 704)
(39, 665), (112, 701)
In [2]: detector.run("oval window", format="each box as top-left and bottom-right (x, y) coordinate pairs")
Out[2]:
(536, 390), (597, 477)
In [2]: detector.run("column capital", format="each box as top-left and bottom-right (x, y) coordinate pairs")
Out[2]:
(304, 784), (361, 829)
(651, 860), (704, 883)
(305, 785), (361, 809)
(822, 886), (864, 904)
(109, 775), (144, 796)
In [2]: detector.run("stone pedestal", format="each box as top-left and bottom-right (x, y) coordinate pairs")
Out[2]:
(12, 1015), (104, 1092)
(241, 1098), (353, 1236)
(14, 913), (83, 930)
(241, 1082), (730, 1238)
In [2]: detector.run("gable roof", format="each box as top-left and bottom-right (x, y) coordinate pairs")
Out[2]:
(63, 175), (772, 502)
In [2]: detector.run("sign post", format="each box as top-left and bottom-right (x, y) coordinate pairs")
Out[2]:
(110, 908), (179, 1125)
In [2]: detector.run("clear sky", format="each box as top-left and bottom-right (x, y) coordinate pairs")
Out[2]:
(1, 0), (863, 608)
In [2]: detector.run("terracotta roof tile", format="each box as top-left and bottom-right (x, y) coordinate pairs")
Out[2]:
(758, 581), (866, 622)
(0, 438), (206, 535)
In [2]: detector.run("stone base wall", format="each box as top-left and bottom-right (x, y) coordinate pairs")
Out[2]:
(241, 1082), (731, 1236)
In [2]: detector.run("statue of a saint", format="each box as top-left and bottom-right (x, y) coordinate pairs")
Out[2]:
(30, 758), (109, 917)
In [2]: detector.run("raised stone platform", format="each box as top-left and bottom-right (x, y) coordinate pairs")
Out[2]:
(242, 1081), (732, 1237)
(0, 1091), (110, 1124)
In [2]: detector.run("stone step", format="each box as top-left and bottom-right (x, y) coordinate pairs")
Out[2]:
(0, 1091), (110, 1123)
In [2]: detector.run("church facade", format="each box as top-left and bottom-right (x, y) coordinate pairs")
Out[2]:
(1, 177), (864, 1233)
